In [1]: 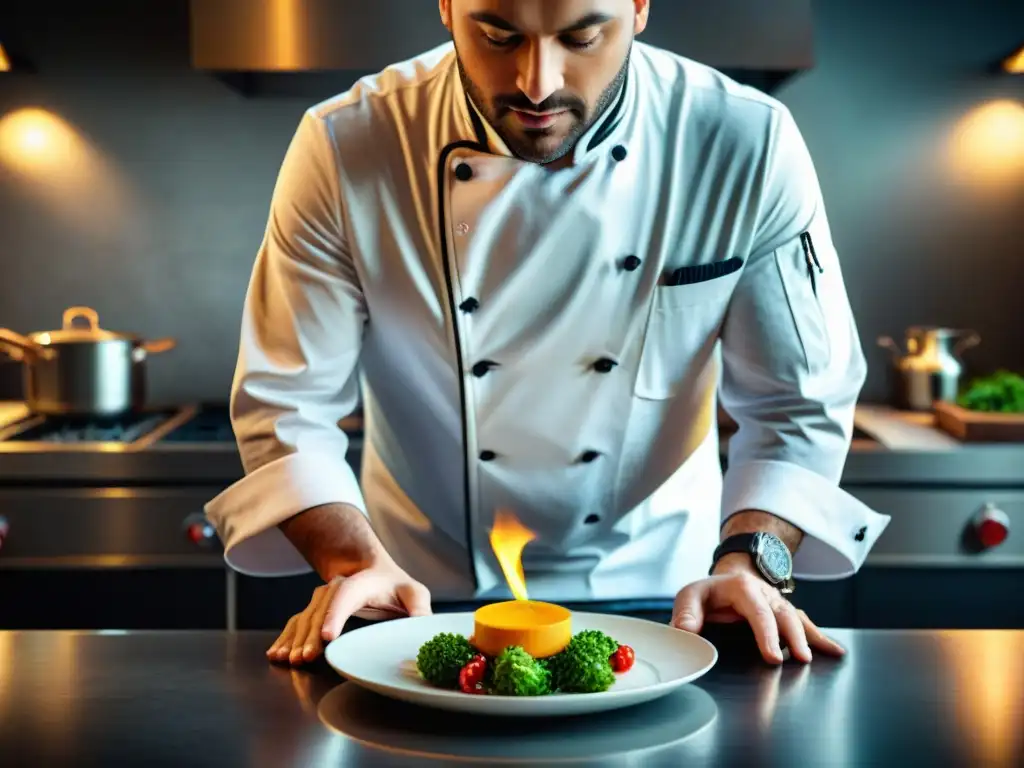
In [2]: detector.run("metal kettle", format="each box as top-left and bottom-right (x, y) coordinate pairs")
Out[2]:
(877, 327), (980, 411)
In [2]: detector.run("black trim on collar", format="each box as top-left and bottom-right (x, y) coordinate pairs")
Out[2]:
(586, 68), (630, 152)
(435, 138), (488, 593)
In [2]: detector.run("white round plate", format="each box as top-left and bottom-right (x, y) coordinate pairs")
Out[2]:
(324, 611), (718, 717)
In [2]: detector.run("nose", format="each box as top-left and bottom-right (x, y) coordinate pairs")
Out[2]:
(516, 41), (564, 107)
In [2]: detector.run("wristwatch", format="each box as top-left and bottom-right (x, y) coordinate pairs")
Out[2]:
(711, 532), (795, 594)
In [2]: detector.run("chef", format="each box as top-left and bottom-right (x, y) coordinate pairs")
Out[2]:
(205, 0), (890, 668)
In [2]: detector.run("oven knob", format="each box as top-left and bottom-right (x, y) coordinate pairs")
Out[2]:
(973, 504), (1010, 549)
(0, 515), (8, 546)
(183, 514), (217, 548)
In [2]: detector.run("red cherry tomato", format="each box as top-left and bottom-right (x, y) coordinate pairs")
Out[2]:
(459, 655), (488, 693)
(611, 645), (635, 673)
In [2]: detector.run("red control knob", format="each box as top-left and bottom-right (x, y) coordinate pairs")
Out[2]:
(186, 521), (215, 545)
(974, 504), (1010, 549)
(0, 515), (8, 547)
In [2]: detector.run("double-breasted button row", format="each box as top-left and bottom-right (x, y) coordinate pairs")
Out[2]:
(454, 143), (625, 183)
(477, 448), (601, 466)
(460, 256), (636, 315)
(472, 357), (619, 378)
(455, 148), (626, 471)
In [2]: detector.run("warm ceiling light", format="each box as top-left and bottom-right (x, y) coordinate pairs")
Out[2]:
(0, 42), (11, 73)
(1004, 45), (1024, 74)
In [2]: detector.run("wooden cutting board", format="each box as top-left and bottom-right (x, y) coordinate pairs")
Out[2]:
(933, 401), (1024, 442)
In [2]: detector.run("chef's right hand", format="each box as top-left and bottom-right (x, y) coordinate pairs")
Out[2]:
(266, 559), (432, 666)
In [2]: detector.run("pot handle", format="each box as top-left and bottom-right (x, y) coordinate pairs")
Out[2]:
(0, 328), (56, 362)
(876, 335), (902, 360)
(62, 306), (101, 331)
(132, 337), (177, 362)
(954, 330), (981, 356)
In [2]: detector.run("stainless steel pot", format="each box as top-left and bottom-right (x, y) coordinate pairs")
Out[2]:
(0, 306), (176, 417)
(877, 326), (980, 412)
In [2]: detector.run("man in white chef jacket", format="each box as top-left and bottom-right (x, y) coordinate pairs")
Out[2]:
(206, 0), (891, 667)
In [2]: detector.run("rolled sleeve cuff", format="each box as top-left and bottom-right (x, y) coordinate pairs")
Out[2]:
(204, 452), (367, 577)
(721, 459), (891, 580)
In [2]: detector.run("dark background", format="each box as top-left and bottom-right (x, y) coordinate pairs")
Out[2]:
(1, 0), (1022, 405)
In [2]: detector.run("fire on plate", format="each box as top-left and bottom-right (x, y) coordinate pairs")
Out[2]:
(472, 510), (573, 659)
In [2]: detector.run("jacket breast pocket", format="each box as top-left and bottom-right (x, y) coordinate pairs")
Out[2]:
(633, 268), (743, 400)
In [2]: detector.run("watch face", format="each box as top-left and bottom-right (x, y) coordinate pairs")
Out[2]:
(757, 534), (792, 582)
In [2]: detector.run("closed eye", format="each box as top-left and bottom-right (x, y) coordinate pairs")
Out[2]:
(562, 33), (601, 50)
(481, 32), (520, 49)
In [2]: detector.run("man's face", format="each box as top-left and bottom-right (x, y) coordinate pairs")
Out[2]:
(441, 0), (649, 164)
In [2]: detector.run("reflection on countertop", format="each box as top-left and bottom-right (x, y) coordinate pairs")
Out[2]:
(0, 629), (1021, 767)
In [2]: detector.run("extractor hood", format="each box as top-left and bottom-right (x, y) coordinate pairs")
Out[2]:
(190, 0), (814, 95)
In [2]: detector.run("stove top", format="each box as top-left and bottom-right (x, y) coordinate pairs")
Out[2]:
(158, 405), (234, 443)
(5, 412), (175, 444)
(0, 405), (233, 449)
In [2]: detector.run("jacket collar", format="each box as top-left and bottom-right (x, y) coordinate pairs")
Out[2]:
(448, 51), (636, 166)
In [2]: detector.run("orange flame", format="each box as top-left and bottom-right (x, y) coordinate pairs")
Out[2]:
(489, 510), (536, 601)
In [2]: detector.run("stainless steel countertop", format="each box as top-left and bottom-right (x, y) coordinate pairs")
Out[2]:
(0, 628), (1020, 767)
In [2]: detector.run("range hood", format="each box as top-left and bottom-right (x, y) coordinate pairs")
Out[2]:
(190, 0), (814, 95)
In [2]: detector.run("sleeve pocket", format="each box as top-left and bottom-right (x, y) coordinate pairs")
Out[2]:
(773, 238), (831, 376)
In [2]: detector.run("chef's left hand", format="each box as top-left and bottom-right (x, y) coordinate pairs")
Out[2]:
(670, 553), (845, 664)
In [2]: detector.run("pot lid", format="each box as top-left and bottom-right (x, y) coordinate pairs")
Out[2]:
(32, 306), (134, 344)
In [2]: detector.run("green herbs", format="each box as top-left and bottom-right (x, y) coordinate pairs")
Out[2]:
(414, 628), (629, 696)
(491, 646), (552, 696)
(415, 632), (477, 689)
(958, 370), (1024, 414)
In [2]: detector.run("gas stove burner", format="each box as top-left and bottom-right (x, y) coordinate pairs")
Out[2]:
(6, 412), (171, 444)
(159, 405), (234, 443)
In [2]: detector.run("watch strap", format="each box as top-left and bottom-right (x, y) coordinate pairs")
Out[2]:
(711, 533), (756, 568)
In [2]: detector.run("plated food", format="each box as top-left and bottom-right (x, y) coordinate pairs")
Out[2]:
(415, 600), (636, 696)
(324, 610), (718, 716)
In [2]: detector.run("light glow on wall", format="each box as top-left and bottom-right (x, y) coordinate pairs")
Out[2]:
(947, 99), (1024, 189)
(0, 107), (141, 238)
(1004, 46), (1024, 74)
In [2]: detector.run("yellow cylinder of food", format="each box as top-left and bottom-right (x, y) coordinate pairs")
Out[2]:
(472, 600), (572, 659)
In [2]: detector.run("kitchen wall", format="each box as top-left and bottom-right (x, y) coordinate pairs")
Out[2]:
(1, 0), (1022, 405)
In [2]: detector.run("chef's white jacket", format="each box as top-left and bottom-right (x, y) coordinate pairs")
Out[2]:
(205, 40), (891, 602)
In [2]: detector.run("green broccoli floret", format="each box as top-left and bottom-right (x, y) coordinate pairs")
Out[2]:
(545, 630), (619, 693)
(416, 632), (476, 689)
(491, 646), (552, 696)
(568, 629), (619, 658)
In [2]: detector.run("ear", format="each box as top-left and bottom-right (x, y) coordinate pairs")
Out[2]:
(634, 0), (650, 35)
(439, 0), (452, 29)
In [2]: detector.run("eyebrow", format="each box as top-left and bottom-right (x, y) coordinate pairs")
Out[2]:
(468, 11), (615, 34)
